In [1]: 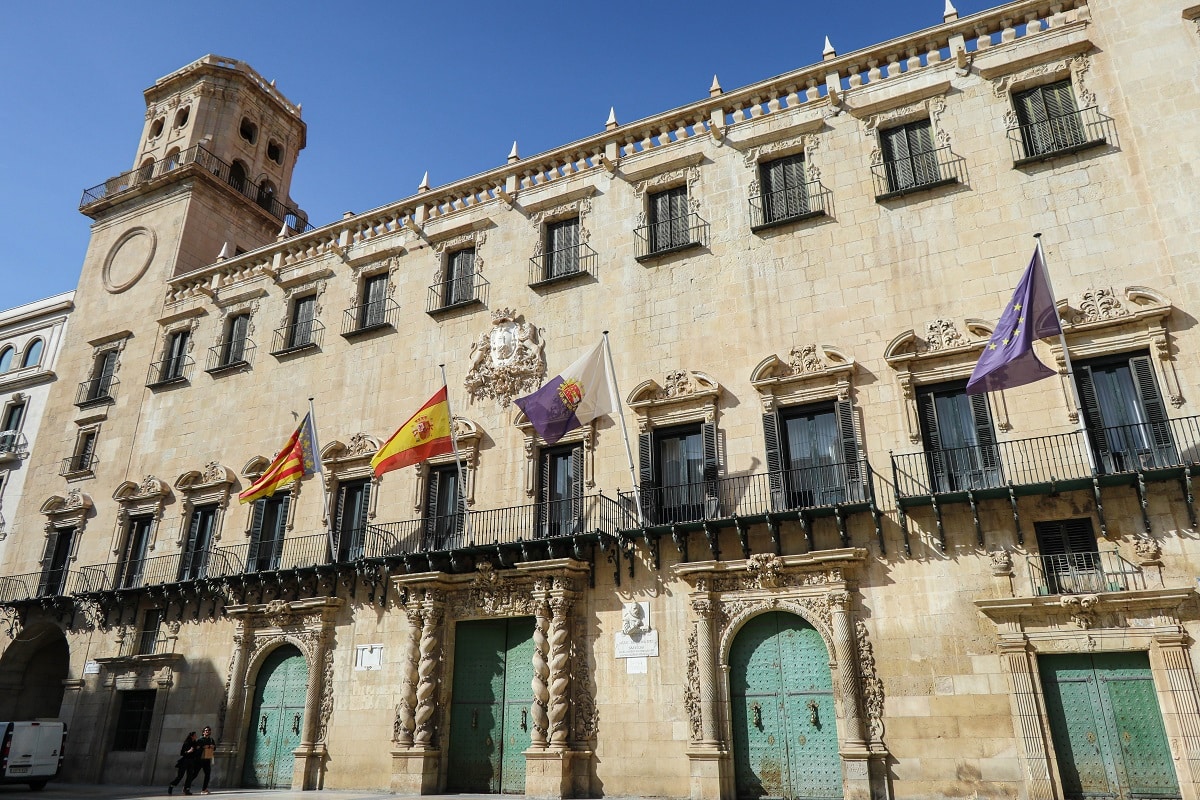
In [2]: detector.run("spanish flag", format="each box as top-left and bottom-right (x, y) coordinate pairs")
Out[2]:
(238, 412), (320, 503)
(371, 386), (454, 477)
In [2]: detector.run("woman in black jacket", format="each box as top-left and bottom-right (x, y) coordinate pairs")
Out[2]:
(167, 731), (198, 795)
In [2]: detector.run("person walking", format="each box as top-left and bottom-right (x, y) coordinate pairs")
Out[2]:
(167, 731), (198, 795)
(183, 725), (217, 795)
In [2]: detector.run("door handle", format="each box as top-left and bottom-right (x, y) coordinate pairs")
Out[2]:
(521, 708), (528, 731)
(259, 714), (268, 735)
(750, 701), (762, 729)
(292, 713), (301, 735)
(807, 699), (819, 726)
(471, 709), (478, 729)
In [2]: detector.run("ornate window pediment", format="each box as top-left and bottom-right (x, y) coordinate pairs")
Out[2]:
(750, 344), (855, 412)
(40, 489), (93, 527)
(320, 433), (382, 526)
(627, 370), (722, 431)
(173, 462), (235, 546)
(110, 476), (171, 554)
(413, 417), (481, 511)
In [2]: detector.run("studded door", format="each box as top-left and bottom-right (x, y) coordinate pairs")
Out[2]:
(242, 645), (308, 789)
(446, 617), (535, 794)
(1039, 652), (1180, 800)
(731, 611), (843, 800)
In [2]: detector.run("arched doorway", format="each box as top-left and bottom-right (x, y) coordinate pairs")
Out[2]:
(242, 644), (307, 789)
(729, 611), (842, 800)
(0, 624), (69, 720)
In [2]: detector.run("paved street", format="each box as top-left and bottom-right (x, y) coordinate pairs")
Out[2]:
(0, 786), (514, 800)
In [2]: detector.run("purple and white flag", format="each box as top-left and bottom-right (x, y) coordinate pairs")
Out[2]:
(966, 248), (1062, 395)
(515, 340), (616, 444)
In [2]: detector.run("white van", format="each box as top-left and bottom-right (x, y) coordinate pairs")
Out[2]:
(0, 721), (66, 791)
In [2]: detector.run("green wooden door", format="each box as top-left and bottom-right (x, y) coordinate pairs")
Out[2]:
(731, 612), (842, 800)
(447, 617), (535, 794)
(1040, 652), (1180, 800)
(242, 645), (307, 789)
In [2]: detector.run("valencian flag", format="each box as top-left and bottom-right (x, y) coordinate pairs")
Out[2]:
(966, 247), (1062, 394)
(371, 386), (454, 477)
(238, 412), (321, 503)
(515, 340), (616, 445)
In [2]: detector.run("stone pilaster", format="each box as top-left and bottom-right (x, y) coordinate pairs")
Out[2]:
(1000, 637), (1055, 800)
(686, 595), (723, 800)
(1153, 631), (1200, 799)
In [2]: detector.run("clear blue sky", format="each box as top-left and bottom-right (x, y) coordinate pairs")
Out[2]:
(0, 0), (994, 309)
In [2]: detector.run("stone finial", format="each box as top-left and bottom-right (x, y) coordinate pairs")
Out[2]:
(944, 0), (958, 21)
(417, 171), (430, 193)
(508, 141), (520, 163)
(276, 222), (291, 241)
(709, 75), (722, 97)
(606, 107), (618, 130)
(216, 241), (233, 261)
(823, 36), (837, 60)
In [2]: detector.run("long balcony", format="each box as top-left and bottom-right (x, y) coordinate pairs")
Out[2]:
(1026, 550), (1145, 597)
(74, 547), (242, 594)
(617, 460), (882, 562)
(890, 416), (1200, 550)
(0, 569), (73, 603)
(79, 144), (310, 230)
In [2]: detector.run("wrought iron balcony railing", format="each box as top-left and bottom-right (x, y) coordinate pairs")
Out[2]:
(146, 355), (194, 388)
(342, 299), (400, 337)
(529, 243), (597, 287)
(749, 181), (829, 231)
(634, 213), (709, 260)
(206, 339), (256, 373)
(426, 273), (489, 314)
(74, 547), (240, 593)
(80, 144), (311, 231)
(219, 533), (332, 575)
(270, 320), (325, 356)
(1027, 550), (1144, 597)
(59, 453), (97, 477)
(0, 430), (27, 459)
(75, 376), (119, 407)
(369, 494), (627, 555)
(617, 460), (875, 530)
(1008, 106), (1114, 165)
(0, 570), (72, 603)
(871, 145), (964, 200)
(891, 416), (1200, 499)
(119, 630), (170, 658)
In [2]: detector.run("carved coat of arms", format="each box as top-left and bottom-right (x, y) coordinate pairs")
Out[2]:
(464, 308), (546, 406)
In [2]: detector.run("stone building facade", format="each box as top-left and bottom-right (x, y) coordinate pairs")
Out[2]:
(2, 2), (1200, 799)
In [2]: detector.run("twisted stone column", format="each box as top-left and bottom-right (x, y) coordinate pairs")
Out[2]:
(691, 597), (719, 745)
(829, 591), (865, 748)
(300, 631), (327, 746)
(414, 592), (445, 747)
(530, 597), (550, 748)
(219, 632), (250, 742)
(547, 595), (572, 748)
(396, 607), (422, 747)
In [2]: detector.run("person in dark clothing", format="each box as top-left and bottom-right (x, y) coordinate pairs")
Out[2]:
(183, 726), (217, 795)
(167, 731), (198, 795)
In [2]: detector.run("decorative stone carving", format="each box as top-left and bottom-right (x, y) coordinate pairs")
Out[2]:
(684, 627), (702, 741)
(414, 595), (444, 746)
(923, 318), (968, 352)
(345, 432), (376, 457)
(621, 602), (649, 636)
(989, 549), (1014, 576)
(464, 308), (546, 407)
(531, 599), (550, 747)
(1070, 287), (1127, 324)
(317, 644), (335, 742)
(746, 554), (784, 588)
(1059, 594), (1100, 628)
(547, 596), (573, 746)
(788, 344), (826, 374)
(632, 166), (701, 223)
(710, 567), (839, 593)
(1134, 536), (1162, 565)
(262, 599), (299, 627)
(570, 618), (599, 742)
(856, 620), (885, 743)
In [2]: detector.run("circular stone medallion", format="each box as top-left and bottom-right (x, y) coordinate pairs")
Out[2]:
(102, 226), (157, 293)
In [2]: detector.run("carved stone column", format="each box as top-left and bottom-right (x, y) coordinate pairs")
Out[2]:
(215, 630), (250, 789)
(391, 585), (444, 795)
(546, 595), (572, 749)
(691, 596), (719, 745)
(1001, 637), (1055, 800)
(829, 591), (866, 749)
(530, 596), (550, 749)
(414, 591), (445, 747)
(395, 607), (422, 748)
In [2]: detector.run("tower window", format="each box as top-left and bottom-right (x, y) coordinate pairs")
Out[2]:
(267, 140), (283, 164)
(239, 117), (258, 144)
(174, 106), (190, 129)
(149, 117), (165, 139)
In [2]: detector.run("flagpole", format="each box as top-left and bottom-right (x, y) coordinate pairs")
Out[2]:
(1034, 234), (1098, 475)
(602, 332), (644, 527)
(438, 365), (473, 543)
(308, 397), (337, 559)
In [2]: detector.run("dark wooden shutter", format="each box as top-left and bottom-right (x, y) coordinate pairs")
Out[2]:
(1130, 355), (1176, 464)
(424, 468), (441, 548)
(638, 431), (657, 524)
(97, 350), (117, 395)
(1035, 518), (1097, 557)
(570, 444), (585, 533)
(1042, 79), (1083, 147)
(969, 393), (1001, 480)
(37, 529), (62, 595)
(292, 296), (315, 346)
(918, 391), (946, 492)
(762, 412), (784, 511)
(882, 125), (914, 190)
(180, 508), (202, 579)
(702, 422), (720, 518)
(536, 449), (552, 536)
(835, 400), (863, 499)
(1075, 364), (1110, 470)
(908, 120), (940, 185)
(333, 482), (348, 558)
(1014, 85), (1053, 156)
(246, 499), (267, 569)
(272, 495), (291, 569)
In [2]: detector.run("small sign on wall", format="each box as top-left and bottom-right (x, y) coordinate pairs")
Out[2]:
(354, 644), (383, 671)
(83, 660), (101, 675)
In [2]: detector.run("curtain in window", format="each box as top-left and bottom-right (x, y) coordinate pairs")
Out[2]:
(335, 480), (371, 560)
(658, 429), (704, 521)
(919, 388), (1001, 492)
(93, 350), (117, 398)
(783, 408), (843, 506)
(163, 331), (189, 380)
(120, 517), (154, 588)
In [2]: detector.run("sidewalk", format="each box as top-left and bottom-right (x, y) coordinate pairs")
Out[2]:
(0, 786), (449, 800)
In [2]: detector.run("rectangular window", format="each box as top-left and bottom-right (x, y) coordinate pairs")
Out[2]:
(638, 423), (719, 524)
(917, 383), (1001, 493)
(1076, 351), (1176, 473)
(287, 295), (317, 349)
(424, 465), (464, 550)
(70, 429), (98, 473)
(334, 478), (371, 561)
(221, 313), (251, 365)
(544, 217), (581, 279)
(765, 400), (862, 510)
(880, 119), (940, 193)
(1013, 79), (1085, 158)
(119, 516), (154, 589)
(1034, 518), (1101, 595)
(1, 400), (25, 432)
(538, 444), (583, 537)
(444, 248), (476, 307)
(759, 154), (809, 225)
(38, 526), (75, 597)
(359, 273), (390, 329)
(648, 186), (691, 254)
(248, 494), (290, 572)
(112, 690), (156, 751)
(88, 350), (119, 401)
(179, 504), (217, 581)
(160, 330), (190, 382)
(136, 609), (162, 655)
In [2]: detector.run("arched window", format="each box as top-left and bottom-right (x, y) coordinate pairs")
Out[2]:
(229, 160), (248, 194)
(21, 339), (43, 368)
(138, 157), (155, 183)
(0, 347), (12, 373)
(164, 148), (181, 172)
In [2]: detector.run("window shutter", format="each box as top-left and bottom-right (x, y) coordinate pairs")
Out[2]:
(969, 393), (1001, 475)
(333, 483), (348, 558)
(537, 449), (552, 535)
(37, 530), (62, 595)
(1075, 364), (1111, 467)
(1035, 518), (1097, 557)
(702, 422), (720, 518)
(1129, 355), (1175, 460)
(918, 391), (946, 492)
(882, 126), (914, 190)
(638, 431), (657, 523)
(570, 444), (585, 534)
(1014, 86), (1053, 156)
(181, 509), (202, 576)
(98, 351), (117, 393)
(246, 499), (267, 567)
(835, 400), (863, 497)
(908, 120), (940, 186)
(762, 412), (784, 511)
(424, 469), (441, 547)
